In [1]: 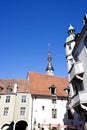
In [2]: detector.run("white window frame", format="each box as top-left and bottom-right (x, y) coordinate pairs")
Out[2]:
(3, 107), (9, 116)
(20, 107), (26, 115)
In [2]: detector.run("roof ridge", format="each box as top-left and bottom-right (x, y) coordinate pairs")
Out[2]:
(29, 71), (68, 79)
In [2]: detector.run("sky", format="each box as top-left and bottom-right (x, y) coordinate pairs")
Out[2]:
(0, 0), (87, 79)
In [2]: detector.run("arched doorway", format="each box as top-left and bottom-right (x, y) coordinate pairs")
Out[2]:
(15, 120), (28, 130)
(52, 127), (57, 130)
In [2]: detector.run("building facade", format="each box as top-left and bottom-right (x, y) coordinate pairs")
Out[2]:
(64, 14), (87, 129)
(0, 72), (84, 130)
(28, 72), (69, 130)
(0, 44), (85, 129)
(0, 80), (31, 130)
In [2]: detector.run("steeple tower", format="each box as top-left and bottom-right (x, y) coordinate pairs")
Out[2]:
(46, 48), (54, 76)
(64, 24), (76, 72)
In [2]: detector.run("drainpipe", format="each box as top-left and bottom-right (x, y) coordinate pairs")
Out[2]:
(13, 83), (18, 130)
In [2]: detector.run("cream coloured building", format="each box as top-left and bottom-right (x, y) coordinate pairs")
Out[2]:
(0, 79), (31, 130)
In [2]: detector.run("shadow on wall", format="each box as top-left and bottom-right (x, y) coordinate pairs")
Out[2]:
(63, 102), (84, 130)
(1, 120), (28, 130)
(1, 121), (14, 130)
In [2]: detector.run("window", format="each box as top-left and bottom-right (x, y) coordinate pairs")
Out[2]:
(21, 95), (26, 102)
(3, 107), (9, 116)
(0, 86), (3, 92)
(77, 81), (84, 91)
(69, 44), (71, 50)
(49, 85), (56, 95)
(7, 86), (12, 93)
(52, 99), (56, 104)
(51, 87), (55, 95)
(6, 96), (10, 103)
(52, 109), (57, 118)
(20, 107), (26, 115)
(72, 79), (84, 96)
(42, 106), (45, 110)
(68, 109), (73, 119)
(70, 59), (73, 66)
(38, 123), (40, 128)
(72, 80), (78, 95)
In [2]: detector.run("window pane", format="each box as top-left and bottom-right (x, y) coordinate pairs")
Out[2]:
(21, 95), (26, 102)
(6, 96), (10, 103)
(20, 107), (26, 115)
(52, 109), (57, 118)
(52, 99), (56, 104)
(3, 107), (9, 116)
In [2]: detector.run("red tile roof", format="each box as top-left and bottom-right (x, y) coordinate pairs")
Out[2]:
(29, 72), (68, 97)
(0, 72), (69, 97)
(0, 79), (30, 94)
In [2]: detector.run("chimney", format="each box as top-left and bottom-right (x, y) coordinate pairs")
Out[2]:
(13, 83), (18, 93)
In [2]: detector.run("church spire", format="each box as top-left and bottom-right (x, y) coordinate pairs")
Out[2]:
(46, 45), (54, 75)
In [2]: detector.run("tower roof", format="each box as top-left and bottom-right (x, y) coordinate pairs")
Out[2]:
(68, 24), (75, 31)
(46, 50), (54, 75)
(65, 24), (76, 43)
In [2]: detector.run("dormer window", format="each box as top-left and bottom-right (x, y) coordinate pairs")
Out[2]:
(0, 86), (3, 92)
(51, 87), (55, 95)
(7, 86), (12, 93)
(49, 85), (56, 95)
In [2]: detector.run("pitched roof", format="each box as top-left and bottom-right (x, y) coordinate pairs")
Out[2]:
(29, 72), (68, 97)
(0, 79), (30, 94)
(0, 72), (69, 97)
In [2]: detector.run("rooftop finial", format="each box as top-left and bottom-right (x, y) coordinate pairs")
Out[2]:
(46, 43), (54, 76)
(48, 41), (51, 51)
